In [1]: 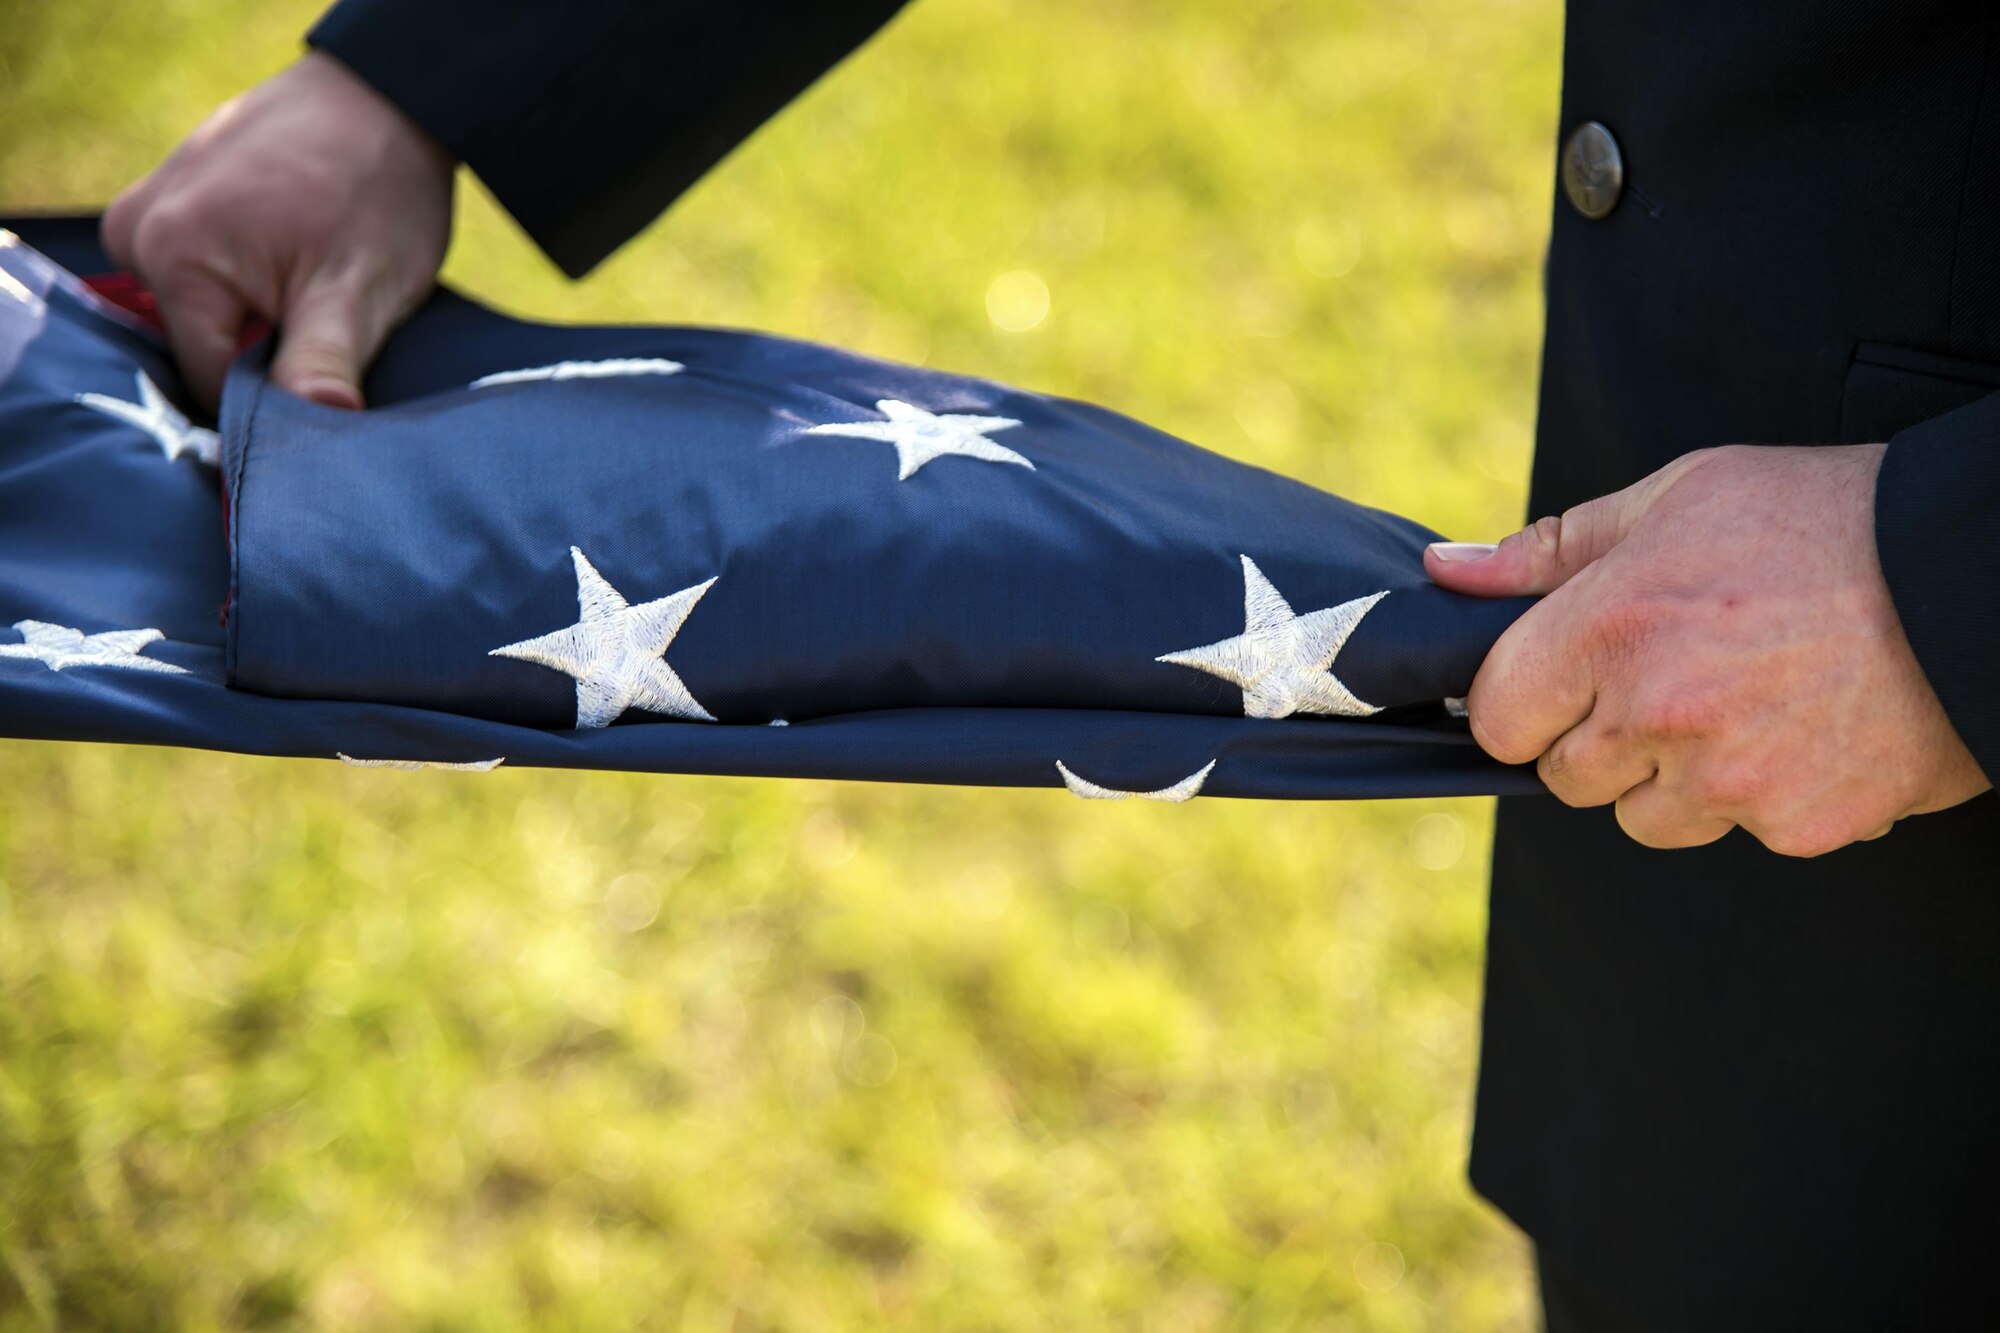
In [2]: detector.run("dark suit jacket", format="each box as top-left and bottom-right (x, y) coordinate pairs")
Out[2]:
(311, 2), (2000, 1327)
(308, 0), (908, 280)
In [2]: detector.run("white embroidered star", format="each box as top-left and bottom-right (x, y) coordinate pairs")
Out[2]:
(75, 370), (221, 466)
(1055, 759), (1216, 803)
(470, 357), (684, 389)
(0, 619), (187, 675)
(337, 754), (507, 772)
(1156, 556), (1387, 719)
(489, 546), (717, 729)
(804, 398), (1032, 480)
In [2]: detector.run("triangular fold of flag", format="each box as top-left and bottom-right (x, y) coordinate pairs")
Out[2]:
(0, 215), (1538, 799)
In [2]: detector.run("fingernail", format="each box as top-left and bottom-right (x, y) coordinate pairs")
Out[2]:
(298, 378), (364, 411)
(1427, 542), (1498, 563)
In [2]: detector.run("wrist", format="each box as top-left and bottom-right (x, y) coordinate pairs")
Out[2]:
(292, 49), (458, 177)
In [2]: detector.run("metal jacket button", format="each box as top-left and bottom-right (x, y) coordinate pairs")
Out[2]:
(1561, 121), (1624, 220)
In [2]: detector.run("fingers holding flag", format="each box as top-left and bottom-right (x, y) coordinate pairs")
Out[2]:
(99, 50), (455, 413)
(1421, 450), (1707, 597)
(1425, 448), (1749, 835)
(268, 264), (383, 413)
(1423, 465), (1675, 774)
(1422, 444), (1989, 856)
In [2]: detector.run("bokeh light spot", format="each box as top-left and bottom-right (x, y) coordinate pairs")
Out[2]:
(811, 994), (866, 1052)
(985, 269), (1050, 332)
(599, 872), (661, 932)
(1354, 1240), (1407, 1292)
(841, 1032), (898, 1087)
(1409, 812), (1466, 871)
(1294, 216), (1362, 279)
(955, 862), (1014, 921)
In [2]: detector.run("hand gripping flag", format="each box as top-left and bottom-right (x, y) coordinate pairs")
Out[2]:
(0, 216), (1538, 800)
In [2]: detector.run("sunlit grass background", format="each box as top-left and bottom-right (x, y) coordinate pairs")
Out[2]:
(0, 0), (1559, 1327)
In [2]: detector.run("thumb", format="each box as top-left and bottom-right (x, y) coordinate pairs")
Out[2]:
(1424, 477), (1658, 597)
(270, 274), (374, 410)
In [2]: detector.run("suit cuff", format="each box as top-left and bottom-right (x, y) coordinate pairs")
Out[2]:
(310, 0), (906, 279)
(1874, 389), (2000, 783)
(307, 0), (643, 277)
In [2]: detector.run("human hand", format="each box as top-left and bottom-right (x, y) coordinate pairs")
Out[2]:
(103, 50), (455, 412)
(1426, 444), (1991, 856)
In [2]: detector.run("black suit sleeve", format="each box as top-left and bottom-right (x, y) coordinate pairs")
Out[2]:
(307, 0), (911, 279)
(1874, 390), (2000, 784)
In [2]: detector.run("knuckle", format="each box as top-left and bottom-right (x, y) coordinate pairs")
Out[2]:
(1542, 771), (1597, 809)
(291, 263), (369, 310)
(129, 198), (200, 270)
(274, 335), (356, 378)
(1690, 758), (1770, 813)
(1552, 503), (1591, 556)
(1659, 444), (1729, 485)
(278, 330), (345, 361)
(1614, 800), (1712, 851)
(1535, 747), (1583, 801)
(1466, 707), (1514, 763)
(1581, 592), (1661, 663)
(1500, 514), (1564, 570)
(1753, 807), (1871, 859)
(1645, 445), (1739, 510)
(290, 272), (374, 328)
(1612, 799), (1674, 849)
(1538, 742), (1572, 783)
(1538, 737), (1608, 807)
(1757, 825), (1845, 860)
(1531, 512), (1567, 573)
(102, 187), (144, 251)
(1467, 706), (1535, 768)
(1548, 497), (1615, 576)
(1630, 680), (1727, 741)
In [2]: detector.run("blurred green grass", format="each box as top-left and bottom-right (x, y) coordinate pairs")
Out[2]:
(0, 0), (1559, 1327)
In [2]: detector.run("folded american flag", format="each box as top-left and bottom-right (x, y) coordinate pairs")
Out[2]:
(0, 216), (1536, 800)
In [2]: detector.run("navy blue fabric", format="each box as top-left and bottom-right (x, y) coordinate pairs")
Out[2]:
(0, 217), (1538, 798)
(0, 233), (230, 646)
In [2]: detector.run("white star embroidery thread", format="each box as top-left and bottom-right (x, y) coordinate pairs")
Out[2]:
(0, 620), (187, 675)
(470, 358), (684, 389)
(1156, 556), (1387, 719)
(490, 546), (717, 729)
(75, 371), (221, 467)
(804, 399), (1032, 480)
(337, 754), (507, 772)
(1055, 759), (1217, 803)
